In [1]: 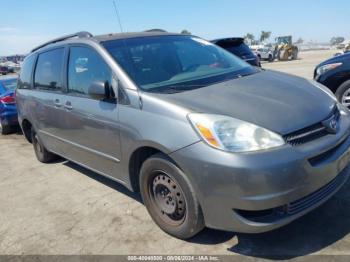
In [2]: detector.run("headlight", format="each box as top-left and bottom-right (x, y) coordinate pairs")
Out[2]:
(316, 62), (342, 76)
(188, 114), (285, 152)
(310, 80), (337, 101)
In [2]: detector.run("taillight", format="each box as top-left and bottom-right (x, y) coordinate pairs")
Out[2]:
(0, 95), (15, 104)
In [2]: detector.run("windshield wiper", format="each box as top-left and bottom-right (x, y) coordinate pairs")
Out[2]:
(155, 84), (206, 94)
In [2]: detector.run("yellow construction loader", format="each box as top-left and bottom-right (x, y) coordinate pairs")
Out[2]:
(273, 36), (299, 61)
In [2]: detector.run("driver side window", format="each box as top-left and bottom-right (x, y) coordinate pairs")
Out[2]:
(68, 46), (111, 97)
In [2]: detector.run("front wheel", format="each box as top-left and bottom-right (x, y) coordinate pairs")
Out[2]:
(336, 80), (350, 109)
(139, 153), (204, 239)
(31, 127), (57, 163)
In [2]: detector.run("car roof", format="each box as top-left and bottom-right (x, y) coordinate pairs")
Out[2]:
(94, 31), (184, 42)
(31, 31), (186, 53)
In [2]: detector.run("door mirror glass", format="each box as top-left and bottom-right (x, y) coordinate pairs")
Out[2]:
(88, 80), (106, 99)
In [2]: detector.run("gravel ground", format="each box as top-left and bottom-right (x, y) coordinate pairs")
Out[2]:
(262, 49), (336, 79)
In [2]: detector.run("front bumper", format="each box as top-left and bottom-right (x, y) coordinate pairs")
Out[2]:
(170, 114), (350, 233)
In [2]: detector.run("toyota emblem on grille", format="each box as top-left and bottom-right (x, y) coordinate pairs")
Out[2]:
(323, 115), (339, 134)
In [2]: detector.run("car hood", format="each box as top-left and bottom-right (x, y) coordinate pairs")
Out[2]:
(152, 70), (336, 135)
(317, 52), (350, 68)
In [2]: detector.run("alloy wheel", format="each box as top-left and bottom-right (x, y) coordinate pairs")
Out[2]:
(341, 88), (350, 108)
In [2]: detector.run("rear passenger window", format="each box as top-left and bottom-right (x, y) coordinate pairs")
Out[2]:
(18, 55), (35, 89)
(68, 46), (111, 95)
(34, 48), (64, 91)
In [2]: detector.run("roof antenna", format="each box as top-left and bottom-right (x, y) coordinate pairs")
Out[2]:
(112, 0), (124, 33)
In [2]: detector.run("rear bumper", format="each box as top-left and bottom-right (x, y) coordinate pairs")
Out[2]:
(0, 108), (18, 126)
(170, 114), (350, 233)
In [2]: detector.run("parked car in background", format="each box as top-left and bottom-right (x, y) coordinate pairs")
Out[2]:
(255, 47), (274, 62)
(0, 65), (9, 75)
(16, 31), (350, 239)
(4, 61), (21, 73)
(0, 76), (18, 134)
(314, 52), (350, 108)
(211, 37), (261, 67)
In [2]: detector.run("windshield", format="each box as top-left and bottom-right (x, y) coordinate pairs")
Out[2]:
(1, 78), (17, 90)
(277, 36), (291, 45)
(102, 35), (258, 92)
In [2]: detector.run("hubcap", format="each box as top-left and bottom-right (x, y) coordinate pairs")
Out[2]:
(342, 88), (350, 108)
(150, 172), (186, 225)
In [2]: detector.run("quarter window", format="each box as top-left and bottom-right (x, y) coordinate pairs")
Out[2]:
(18, 55), (36, 89)
(34, 48), (64, 91)
(68, 46), (111, 95)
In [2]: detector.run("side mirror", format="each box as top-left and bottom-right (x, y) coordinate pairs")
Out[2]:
(88, 80), (108, 100)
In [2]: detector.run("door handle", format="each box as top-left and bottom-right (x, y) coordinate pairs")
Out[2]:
(64, 101), (73, 110)
(54, 99), (62, 107)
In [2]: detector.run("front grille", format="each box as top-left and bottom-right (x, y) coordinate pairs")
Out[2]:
(283, 106), (340, 146)
(286, 170), (347, 215)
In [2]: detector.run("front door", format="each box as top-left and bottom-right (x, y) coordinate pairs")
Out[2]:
(58, 46), (122, 177)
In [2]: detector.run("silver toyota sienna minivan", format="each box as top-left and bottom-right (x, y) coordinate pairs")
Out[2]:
(16, 31), (350, 239)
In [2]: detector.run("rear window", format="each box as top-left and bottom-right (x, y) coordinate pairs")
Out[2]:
(18, 55), (35, 89)
(34, 48), (64, 91)
(222, 42), (254, 57)
(1, 79), (17, 90)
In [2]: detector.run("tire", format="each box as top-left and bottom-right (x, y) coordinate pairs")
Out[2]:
(335, 80), (350, 108)
(280, 49), (289, 60)
(277, 50), (281, 60)
(139, 153), (204, 239)
(292, 50), (298, 60)
(268, 54), (273, 62)
(31, 127), (57, 163)
(0, 120), (12, 135)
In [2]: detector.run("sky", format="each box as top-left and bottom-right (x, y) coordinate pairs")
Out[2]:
(0, 0), (349, 55)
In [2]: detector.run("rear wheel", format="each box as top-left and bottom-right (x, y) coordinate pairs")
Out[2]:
(31, 127), (57, 163)
(140, 153), (204, 239)
(292, 49), (298, 60)
(336, 80), (350, 109)
(0, 120), (12, 135)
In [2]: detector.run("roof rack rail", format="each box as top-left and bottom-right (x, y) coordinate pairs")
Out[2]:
(144, 29), (167, 33)
(31, 31), (93, 53)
